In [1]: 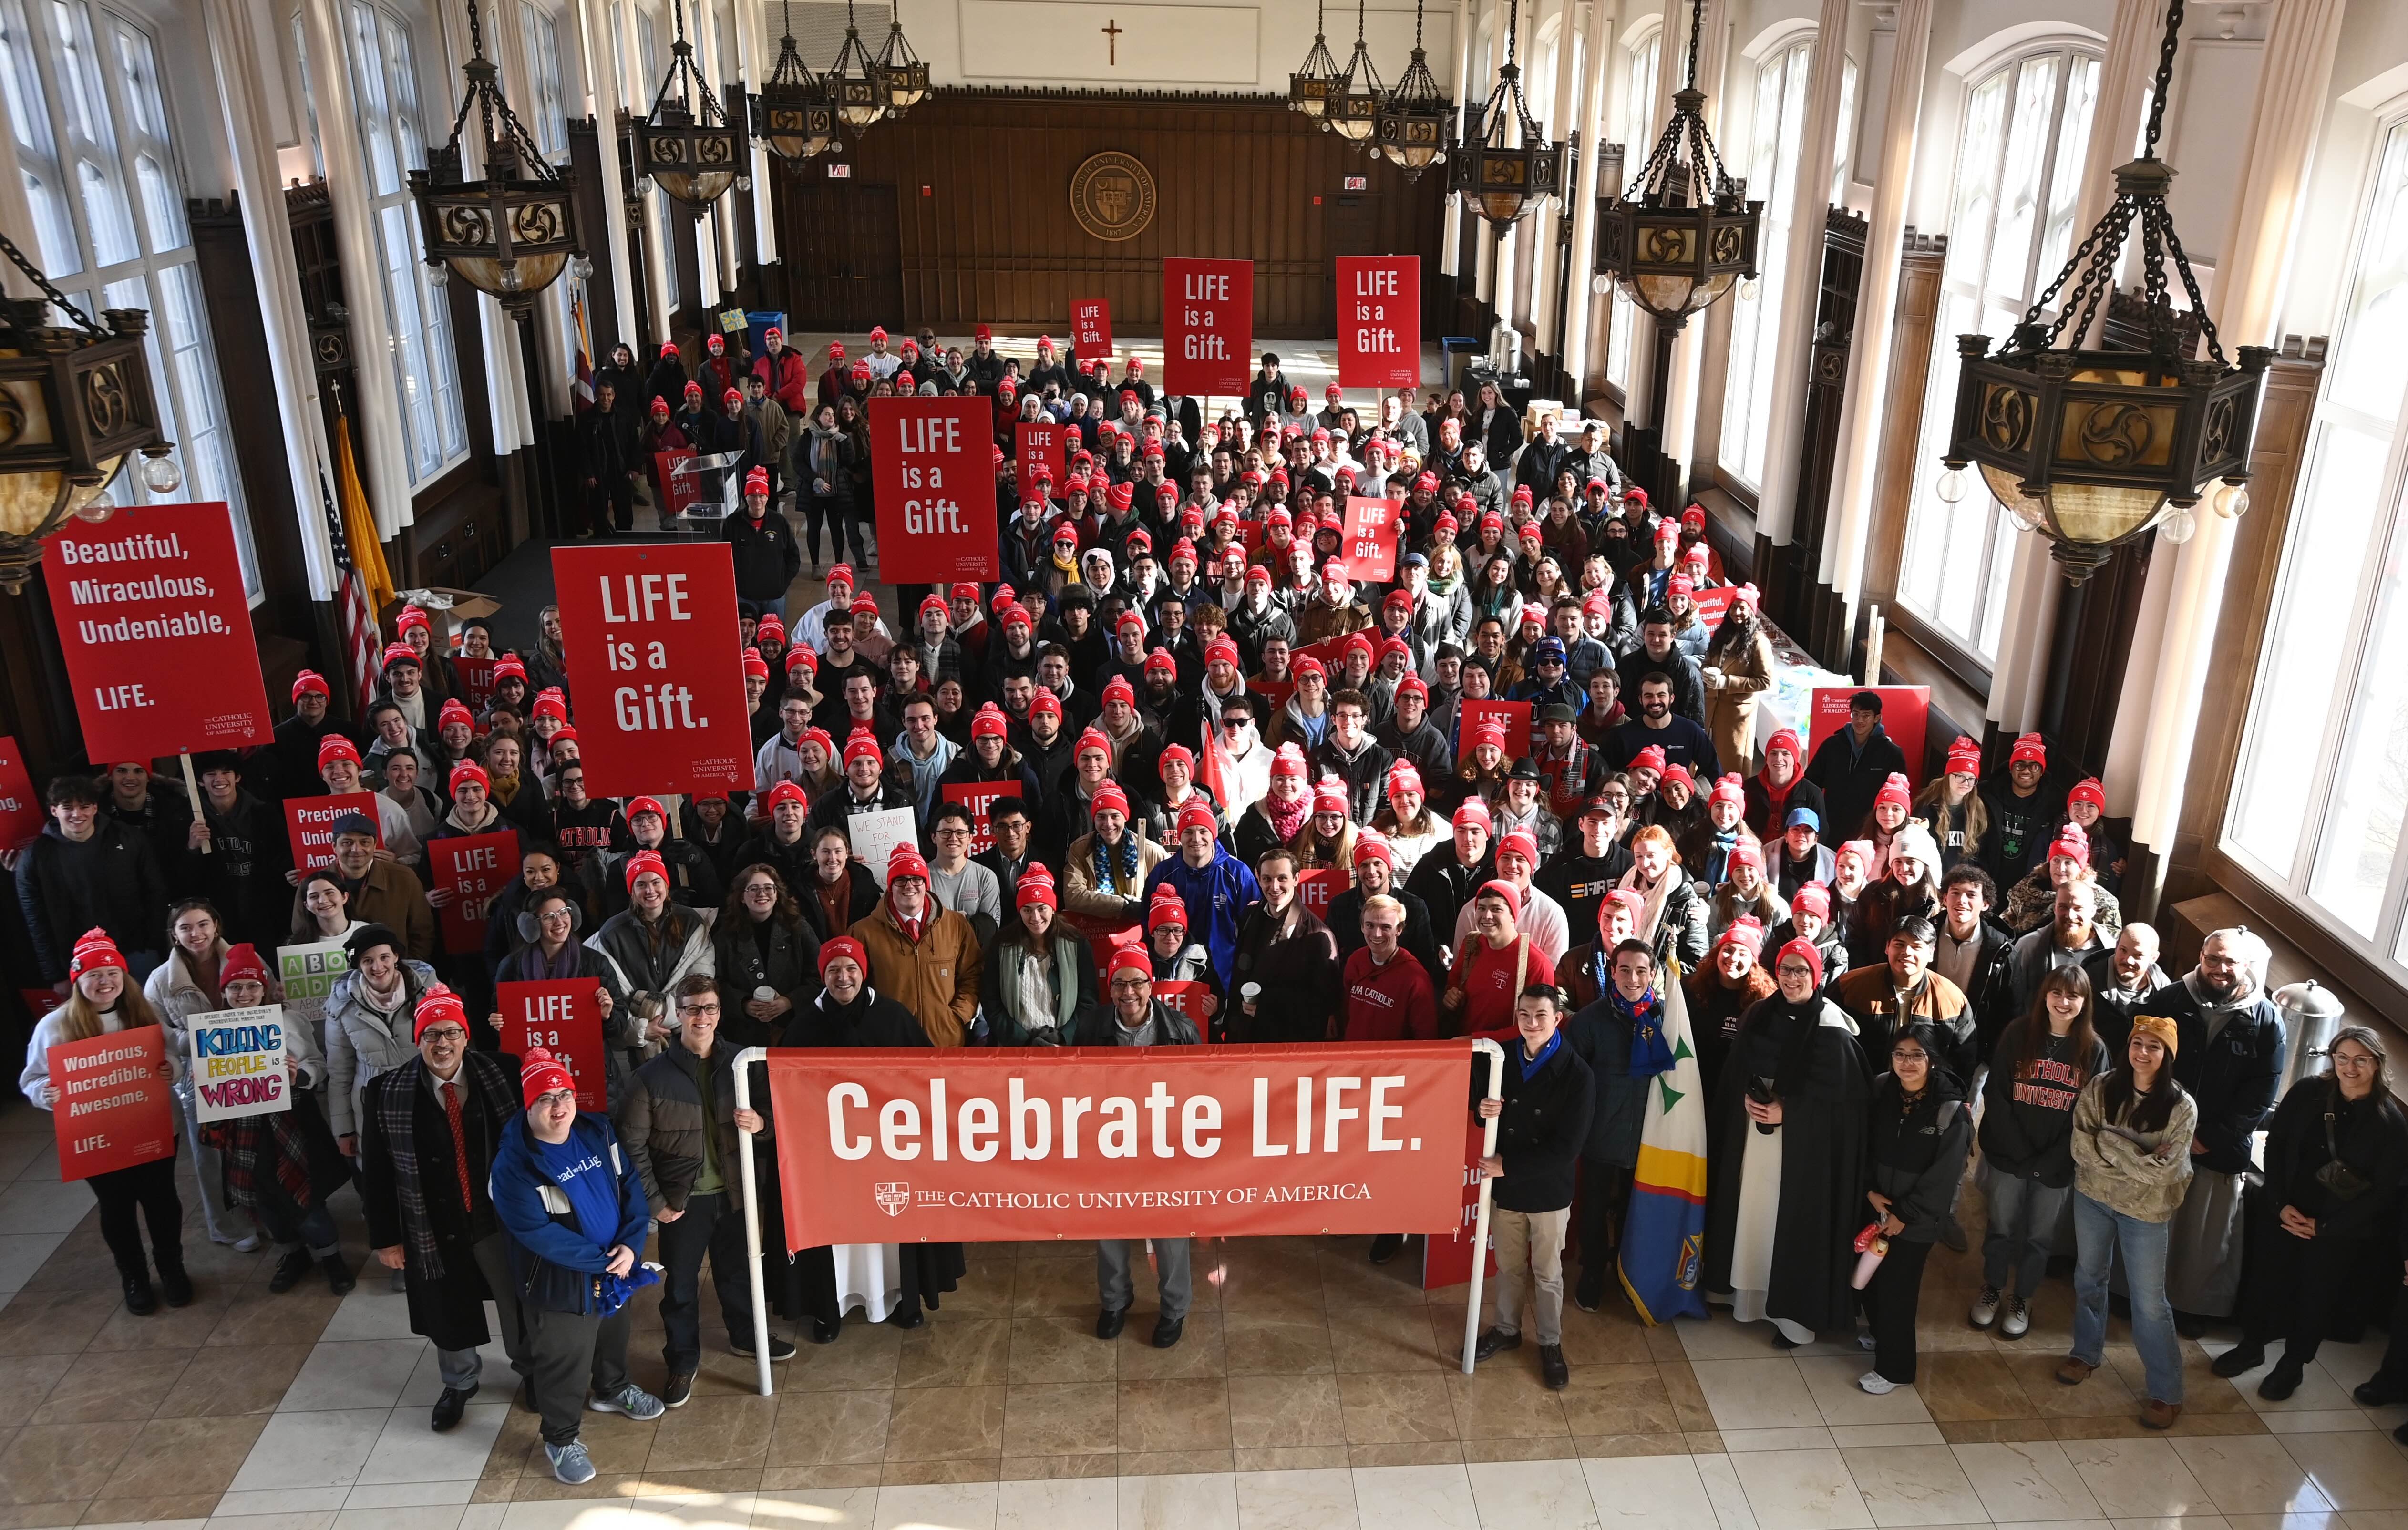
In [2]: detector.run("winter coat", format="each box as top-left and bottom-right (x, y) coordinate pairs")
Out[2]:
(1866, 1071), (1974, 1244)
(1803, 723), (1910, 842)
(1477, 1032), (1595, 1213)
(2258, 1076), (2408, 1242)
(1143, 849), (1261, 985)
(849, 897), (984, 1047)
(725, 507), (803, 603)
(982, 930), (1102, 1046)
(617, 1041), (771, 1214)
(2147, 976), (2286, 1175)
(14, 818), (169, 984)
(2070, 1075), (2198, 1222)
(1228, 904), (1342, 1044)
(586, 904), (717, 1014)
(490, 1111), (653, 1315)
(1980, 1017), (2111, 1187)
(324, 959), (440, 1138)
(1701, 622), (1776, 772)
(1061, 831), (1169, 938)
(710, 912), (823, 1050)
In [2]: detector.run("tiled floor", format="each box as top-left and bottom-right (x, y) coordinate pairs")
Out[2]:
(6, 1067), (2408, 1530)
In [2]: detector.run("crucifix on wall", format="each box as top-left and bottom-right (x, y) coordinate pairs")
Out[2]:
(1100, 17), (1122, 64)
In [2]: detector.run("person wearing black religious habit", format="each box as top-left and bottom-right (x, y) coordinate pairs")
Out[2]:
(1701, 937), (1870, 1348)
(779, 935), (966, 1341)
(359, 986), (535, 1432)
(2143, 925), (2285, 1336)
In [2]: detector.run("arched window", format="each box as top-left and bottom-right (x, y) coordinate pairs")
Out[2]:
(1896, 42), (2099, 660)
(0, 0), (259, 595)
(1719, 37), (1855, 491)
(1606, 25), (1661, 396)
(332, 0), (469, 485)
(2226, 111), (2408, 977)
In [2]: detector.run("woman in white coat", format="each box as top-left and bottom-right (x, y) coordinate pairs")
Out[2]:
(143, 898), (253, 1249)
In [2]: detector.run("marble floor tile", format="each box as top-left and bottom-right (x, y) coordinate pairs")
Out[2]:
(1694, 1358), (1823, 1432)
(2278, 1435), (2408, 1512)
(1727, 1447), (1875, 1530)
(1221, 1321), (1335, 1377)
(997, 1384), (1114, 1459)
(1463, 1457), (1598, 1528)
(872, 1480), (998, 1530)
(1799, 1356), (1936, 1428)
(991, 1476), (1115, 1530)
(1226, 1372), (1345, 1450)
(1576, 1452), (1716, 1529)
(1348, 1464), (1479, 1530)
(277, 1341), (430, 1414)
(2172, 1436), (2338, 1517)
(1117, 1471), (1237, 1530)
(2064, 1438), (2222, 1520)
(1337, 1372), (1458, 1447)
(882, 1386), (1006, 1463)
(1233, 1466), (1359, 1530)
(1952, 1440), (2108, 1522)
(746, 1486), (879, 1529)
(0, 1238), (65, 1297)
(1114, 1378), (1231, 1454)
(225, 1409), (397, 1493)
(763, 1390), (892, 1469)
(1839, 1444), (1993, 1526)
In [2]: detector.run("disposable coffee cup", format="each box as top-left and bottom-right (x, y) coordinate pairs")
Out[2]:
(753, 986), (777, 1003)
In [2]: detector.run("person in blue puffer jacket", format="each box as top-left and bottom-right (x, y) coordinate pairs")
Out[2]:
(1142, 800), (1262, 986)
(490, 1047), (668, 1485)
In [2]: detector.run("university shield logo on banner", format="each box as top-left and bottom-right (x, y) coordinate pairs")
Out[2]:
(875, 1181), (912, 1217)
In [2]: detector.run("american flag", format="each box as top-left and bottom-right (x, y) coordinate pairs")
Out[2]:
(323, 414), (395, 716)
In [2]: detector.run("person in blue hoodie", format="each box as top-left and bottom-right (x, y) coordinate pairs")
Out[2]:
(490, 1047), (670, 1485)
(1142, 800), (1261, 986)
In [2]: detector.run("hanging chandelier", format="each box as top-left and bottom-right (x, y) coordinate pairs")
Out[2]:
(1289, 0), (1343, 123)
(626, 0), (748, 212)
(751, 0), (837, 165)
(1447, 0), (1563, 226)
(875, 0), (930, 116)
(412, 0), (588, 310)
(1327, 0), (1386, 145)
(825, 0), (888, 131)
(1935, 0), (2268, 583)
(1376, 0), (1451, 178)
(1594, 0), (1760, 328)
(0, 234), (178, 594)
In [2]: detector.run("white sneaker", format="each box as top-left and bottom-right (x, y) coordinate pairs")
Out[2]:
(1859, 1371), (1901, 1395)
(2000, 1296), (2031, 1340)
(1857, 1331), (1877, 1352)
(1968, 1284), (2001, 1329)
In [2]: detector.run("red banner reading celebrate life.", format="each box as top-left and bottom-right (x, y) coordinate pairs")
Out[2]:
(1162, 257), (1253, 397)
(1336, 255), (1420, 390)
(869, 396), (1001, 585)
(766, 1042), (1474, 1247)
(45, 502), (274, 763)
(551, 542), (756, 799)
(1070, 298), (1112, 359)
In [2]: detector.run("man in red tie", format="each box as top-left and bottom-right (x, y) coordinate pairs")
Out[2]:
(359, 986), (535, 1432)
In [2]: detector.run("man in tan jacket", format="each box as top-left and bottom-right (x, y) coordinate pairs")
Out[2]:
(851, 842), (983, 1047)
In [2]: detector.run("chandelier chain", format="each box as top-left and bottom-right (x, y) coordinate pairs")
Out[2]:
(1681, 0), (1704, 92)
(0, 230), (107, 337)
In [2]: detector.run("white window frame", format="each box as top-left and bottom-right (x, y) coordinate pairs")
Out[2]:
(2223, 105), (2408, 986)
(1895, 40), (2101, 663)
(0, 0), (260, 598)
(1607, 22), (1661, 397)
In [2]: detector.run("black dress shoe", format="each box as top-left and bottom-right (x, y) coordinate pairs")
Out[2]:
(156, 1263), (193, 1308)
(732, 1331), (799, 1359)
(123, 1274), (157, 1316)
(887, 1308), (925, 1331)
(1540, 1344), (1569, 1390)
(2211, 1343), (2265, 1378)
(1771, 1329), (1802, 1350)
(2394, 1418), (2408, 1448)
(2174, 1311), (2208, 1339)
(810, 1317), (843, 1345)
(1574, 1272), (1606, 1313)
(268, 1248), (312, 1294)
(1368, 1234), (1405, 1265)
(1096, 1306), (1128, 1341)
(431, 1383), (477, 1431)
(2259, 1360), (2305, 1401)
(320, 1254), (356, 1295)
(2357, 1378), (2408, 1407)
(1151, 1315), (1185, 1349)
(1471, 1326), (1521, 1362)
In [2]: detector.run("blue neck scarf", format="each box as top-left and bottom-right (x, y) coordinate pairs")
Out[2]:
(1519, 1029), (1562, 1080)
(1611, 985), (1676, 1077)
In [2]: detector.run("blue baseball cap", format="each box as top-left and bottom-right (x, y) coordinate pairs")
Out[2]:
(1532, 637), (1566, 664)
(1785, 806), (1821, 831)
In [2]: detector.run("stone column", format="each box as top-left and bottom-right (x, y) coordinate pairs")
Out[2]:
(297, 0), (417, 534)
(1529, 0), (1581, 355)
(2117, 0), (2346, 870)
(1817, 0), (1930, 624)
(574, 0), (641, 345)
(737, 0), (777, 266)
(1441, 0), (1474, 279)
(1752, 0), (1852, 546)
(1559, 0), (1616, 405)
(1656, 0), (1728, 485)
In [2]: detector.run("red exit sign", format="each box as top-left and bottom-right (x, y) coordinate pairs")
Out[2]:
(829, 163), (852, 179)
(1344, 175), (1368, 191)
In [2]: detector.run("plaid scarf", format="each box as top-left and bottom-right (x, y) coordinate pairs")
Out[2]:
(365, 1051), (519, 1280)
(208, 1111), (318, 1212)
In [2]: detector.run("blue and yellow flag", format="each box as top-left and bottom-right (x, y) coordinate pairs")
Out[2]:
(1618, 977), (1709, 1325)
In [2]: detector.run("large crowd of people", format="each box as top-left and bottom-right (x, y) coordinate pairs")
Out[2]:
(8, 325), (2384, 1483)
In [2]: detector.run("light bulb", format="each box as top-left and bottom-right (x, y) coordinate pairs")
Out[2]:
(2159, 506), (2197, 544)
(736, 175), (752, 192)
(568, 253), (595, 282)
(2009, 497), (2047, 532)
(425, 260), (449, 289)
(1935, 466), (1967, 504)
(140, 454), (182, 494)
(2213, 480), (2250, 519)
(1739, 276), (1760, 301)
(74, 497), (117, 524)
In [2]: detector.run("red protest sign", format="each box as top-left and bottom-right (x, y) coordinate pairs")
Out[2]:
(1297, 867), (1348, 921)
(1153, 980), (1206, 1022)
(285, 791), (381, 871)
(1340, 496), (1403, 583)
(495, 980), (607, 1111)
(1691, 586), (1735, 637)
(1808, 686), (1932, 790)
(1337, 256), (1420, 390)
(1456, 698), (1536, 767)
(45, 502), (273, 762)
(1071, 298), (1112, 358)
(1163, 257), (1253, 396)
(1251, 677), (1295, 714)
(430, 831), (521, 956)
(49, 1027), (175, 1182)
(0, 736), (41, 853)
(869, 397), (1001, 585)
(655, 450), (700, 518)
(1421, 1116), (1500, 1290)
(552, 542), (756, 798)
(939, 781), (1013, 855)
(1016, 421), (1066, 489)
(455, 656), (498, 711)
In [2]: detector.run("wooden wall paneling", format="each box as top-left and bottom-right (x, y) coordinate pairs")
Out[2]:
(1854, 229), (1947, 647)
(567, 120), (623, 360)
(2039, 532), (2151, 774)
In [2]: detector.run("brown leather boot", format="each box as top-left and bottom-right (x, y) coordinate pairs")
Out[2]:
(2141, 1398), (2182, 1429)
(2055, 1356), (2095, 1386)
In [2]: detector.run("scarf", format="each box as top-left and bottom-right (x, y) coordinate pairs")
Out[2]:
(1266, 791), (1309, 842)
(1606, 984), (1675, 1076)
(1518, 1029), (1562, 1081)
(1617, 864), (1676, 942)
(208, 1108), (319, 1212)
(1758, 766), (1799, 818)
(1091, 831), (1140, 893)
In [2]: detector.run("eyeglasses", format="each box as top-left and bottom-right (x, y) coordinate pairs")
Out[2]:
(678, 1004), (722, 1018)
(935, 825), (970, 837)
(1110, 976), (1151, 991)
(419, 1026), (468, 1044)
(537, 909), (575, 924)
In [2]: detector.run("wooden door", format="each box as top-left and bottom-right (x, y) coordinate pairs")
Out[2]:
(776, 180), (904, 331)
(1322, 193), (1382, 336)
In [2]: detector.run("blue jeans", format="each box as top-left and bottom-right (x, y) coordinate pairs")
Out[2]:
(2072, 1191), (2182, 1404)
(1982, 1166), (2072, 1299)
